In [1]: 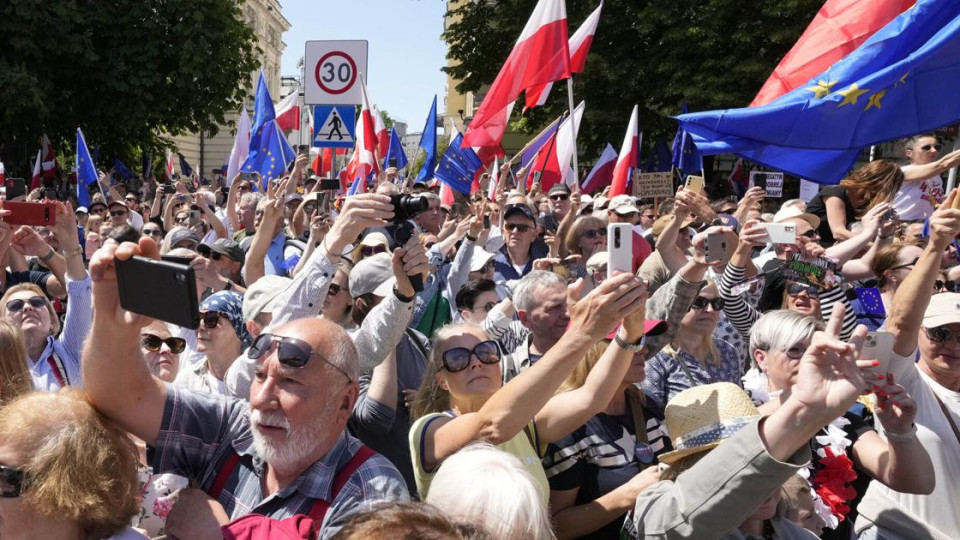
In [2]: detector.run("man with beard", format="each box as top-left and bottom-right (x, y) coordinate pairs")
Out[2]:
(81, 235), (407, 537)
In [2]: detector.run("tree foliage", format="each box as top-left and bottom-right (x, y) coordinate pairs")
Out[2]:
(0, 0), (260, 175)
(443, 0), (823, 160)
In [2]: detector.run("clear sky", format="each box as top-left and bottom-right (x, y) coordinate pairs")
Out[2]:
(279, 0), (448, 131)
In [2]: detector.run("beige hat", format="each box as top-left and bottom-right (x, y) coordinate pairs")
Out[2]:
(657, 382), (762, 464)
(923, 292), (960, 328)
(242, 275), (291, 321)
(585, 251), (608, 272)
(773, 206), (821, 230)
(359, 231), (389, 247)
(607, 195), (640, 215)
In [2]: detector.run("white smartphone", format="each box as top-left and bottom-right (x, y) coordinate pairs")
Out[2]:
(763, 223), (797, 244)
(607, 223), (633, 275)
(861, 331), (894, 376)
(704, 231), (732, 264)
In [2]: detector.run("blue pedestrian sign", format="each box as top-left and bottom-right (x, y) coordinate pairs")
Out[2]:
(313, 105), (355, 149)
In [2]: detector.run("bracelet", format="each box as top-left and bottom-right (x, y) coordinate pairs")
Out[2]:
(393, 287), (415, 303)
(60, 246), (83, 258)
(465, 234), (478, 243)
(40, 248), (56, 262)
(614, 329), (646, 352)
(884, 423), (917, 443)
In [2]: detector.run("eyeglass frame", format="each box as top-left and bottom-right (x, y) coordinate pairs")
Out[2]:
(471, 301), (497, 313)
(140, 333), (187, 354)
(5, 296), (47, 313)
(440, 340), (501, 373)
(786, 283), (821, 299)
(689, 296), (725, 311)
(921, 325), (960, 345)
(549, 193), (570, 201)
(889, 257), (920, 271)
(248, 333), (353, 382)
(581, 228), (608, 240)
(198, 310), (227, 330)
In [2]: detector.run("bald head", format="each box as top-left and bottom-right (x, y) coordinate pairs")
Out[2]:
(271, 318), (359, 383)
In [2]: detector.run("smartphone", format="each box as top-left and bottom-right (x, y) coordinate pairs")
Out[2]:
(704, 231), (732, 264)
(5, 178), (27, 200)
(861, 331), (894, 376)
(239, 171), (258, 182)
(763, 222), (797, 244)
(161, 184), (176, 194)
(160, 255), (195, 267)
(608, 223), (633, 275)
(320, 178), (340, 191)
(4, 201), (56, 226)
(388, 157), (398, 168)
(483, 214), (491, 229)
(882, 208), (898, 223)
(753, 173), (768, 190)
(116, 256), (200, 329)
(684, 175), (705, 194)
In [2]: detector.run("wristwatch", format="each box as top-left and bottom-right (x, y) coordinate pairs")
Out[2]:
(614, 329), (646, 352)
(223, 280), (234, 292)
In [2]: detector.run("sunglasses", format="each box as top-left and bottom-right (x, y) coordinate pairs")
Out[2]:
(0, 465), (24, 498)
(582, 228), (608, 240)
(197, 246), (224, 261)
(472, 301), (497, 313)
(304, 204), (317, 214)
(935, 280), (958, 293)
(89, 206), (107, 214)
(327, 283), (342, 296)
(361, 244), (387, 257)
(690, 296), (725, 311)
(922, 325), (960, 345)
(142, 228), (162, 238)
(175, 216), (191, 224)
(890, 257), (920, 271)
(249, 333), (352, 381)
(782, 343), (808, 360)
(787, 283), (821, 299)
(504, 223), (532, 233)
(549, 193), (570, 201)
(199, 310), (226, 330)
(441, 340), (500, 373)
(5, 296), (46, 313)
(140, 334), (187, 354)
(477, 260), (495, 273)
(237, 184), (252, 192)
(920, 144), (942, 151)
(799, 229), (820, 239)
(642, 213), (656, 220)
(110, 209), (128, 217)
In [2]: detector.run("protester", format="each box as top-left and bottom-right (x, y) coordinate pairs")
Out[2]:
(501, 271), (570, 381)
(805, 160), (901, 245)
(892, 133), (960, 220)
(331, 501), (492, 540)
(0, 320), (31, 404)
(564, 215), (606, 279)
(868, 242), (925, 319)
(454, 278), (499, 325)
(493, 198), (549, 282)
(174, 290), (249, 393)
(140, 320), (184, 383)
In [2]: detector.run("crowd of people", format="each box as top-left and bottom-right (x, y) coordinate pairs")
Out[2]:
(0, 133), (959, 539)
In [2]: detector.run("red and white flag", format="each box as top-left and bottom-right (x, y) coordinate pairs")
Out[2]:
(487, 156), (500, 201)
(525, 1), (603, 110)
(610, 105), (639, 197)
(356, 76), (379, 179)
(463, 0), (571, 150)
(164, 150), (176, 181)
(581, 143), (617, 193)
(529, 101), (584, 192)
(275, 90), (301, 132)
(226, 108), (252, 186)
(0, 158), (5, 184)
(30, 150), (43, 190)
(41, 134), (58, 179)
(372, 104), (389, 162)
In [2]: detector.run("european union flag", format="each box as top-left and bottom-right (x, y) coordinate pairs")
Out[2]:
(853, 287), (886, 331)
(114, 159), (135, 180)
(677, 0), (960, 184)
(671, 102), (703, 177)
(75, 128), (98, 208)
(645, 140), (673, 173)
(241, 119), (295, 190)
(435, 133), (482, 194)
(383, 126), (408, 171)
(178, 153), (193, 177)
(141, 153), (152, 180)
(248, 70), (277, 163)
(415, 96), (437, 182)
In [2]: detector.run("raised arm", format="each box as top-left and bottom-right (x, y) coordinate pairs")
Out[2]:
(225, 174), (243, 232)
(242, 178), (289, 286)
(824, 195), (855, 241)
(901, 148), (960, 181)
(824, 202), (888, 264)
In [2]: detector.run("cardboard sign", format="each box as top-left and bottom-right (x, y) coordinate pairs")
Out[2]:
(750, 171), (784, 197)
(633, 171), (673, 198)
(799, 178), (820, 202)
(781, 253), (842, 290)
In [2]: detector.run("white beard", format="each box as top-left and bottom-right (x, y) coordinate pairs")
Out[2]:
(249, 405), (331, 471)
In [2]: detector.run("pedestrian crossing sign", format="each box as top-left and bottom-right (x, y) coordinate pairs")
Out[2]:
(313, 105), (356, 149)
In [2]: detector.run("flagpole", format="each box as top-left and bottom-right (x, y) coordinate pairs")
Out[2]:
(566, 77), (579, 186)
(506, 113), (566, 166)
(947, 138), (960, 194)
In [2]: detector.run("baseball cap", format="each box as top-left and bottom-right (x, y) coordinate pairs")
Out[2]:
(284, 193), (303, 205)
(75, 206), (89, 214)
(168, 228), (200, 248)
(607, 195), (640, 216)
(107, 199), (126, 209)
(242, 275), (291, 321)
(359, 231), (389, 248)
(470, 248), (496, 272)
(547, 183), (571, 196)
(585, 251), (608, 272)
(349, 252), (395, 298)
(923, 292), (960, 328)
(773, 206), (821, 229)
(201, 238), (244, 262)
(503, 203), (536, 223)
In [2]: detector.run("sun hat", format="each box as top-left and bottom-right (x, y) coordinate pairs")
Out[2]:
(469, 248), (496, 272)
(923, 292), (960, 328)
(773, 206), (821, 229)
(657, 382), (762, 464)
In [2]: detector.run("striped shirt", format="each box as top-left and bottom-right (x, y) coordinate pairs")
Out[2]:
(150, 385), (408, 538)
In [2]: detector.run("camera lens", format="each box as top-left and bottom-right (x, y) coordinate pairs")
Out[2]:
(390, 194), (429, 222)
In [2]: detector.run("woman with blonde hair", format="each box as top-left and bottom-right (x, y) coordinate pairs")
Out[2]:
(563, 215), (608, 279)
(806, 160), (902, 245)
(0, 320), (32, 404)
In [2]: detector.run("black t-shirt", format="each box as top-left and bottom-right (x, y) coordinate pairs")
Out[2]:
(806, 185), (855, 246)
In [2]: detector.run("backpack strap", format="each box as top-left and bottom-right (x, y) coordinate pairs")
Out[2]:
(305, 445), (376, 524)
(208, 452), (242, 500)
(405, 328), (430, 362)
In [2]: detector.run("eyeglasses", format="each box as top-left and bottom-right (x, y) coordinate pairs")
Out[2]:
(799, 230), (820, 239)
(237, 184), (252, 192)
(304, 204), (317, 214)
(786, 283), (821, 299)
(689, 296), (725, 311)
(890, 257), (920, 271)
(89, 206), (107, 214)
(197, 246), (224, 261)
(142, 228), (162, 238)
(920, 144), (942, 151)
(199, 310), (226, 330)
(175, 215), (190, 224)
(5, 296), (46, 313)
(504, 222), (532, 233)
(582, 228), (608, 240)
(642, 213), (656, 220)
(935, 280), (957, 293)
(922, 326), (960, 345)
(782, 343), (808, 360)
(125, 198), (138, 204)
(478, 261), (495, 273)
(249, 333), (352, 382)
(440, 340), (500, 373)
(140, 334), (187, 354)
(110, 209), (128, 217)
(472, 301), (497, 313)
(549, 193), (570, 201)
(327, 283), (342, 296)
(361, 244), (387, 257)
(0, 465), (24, 498)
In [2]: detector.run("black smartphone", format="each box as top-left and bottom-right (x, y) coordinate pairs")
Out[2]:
(753, 173), (768, 190)
(320, 179), (340, 191)
(483, 214), (491, 229)
(389, 157), (398, 168)
(161, 184), (176, 194)
(5, 178), (26, 200)
(116, 256), (199, 329)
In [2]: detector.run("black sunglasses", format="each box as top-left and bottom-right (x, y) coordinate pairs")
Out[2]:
(441, 340), (501, 373)
(327, 283), (342, 296)
(890, 257), (920, 271)
(690, 296), (725, 311)
(140, 334), (187, 354)
(787, 283), (821, 299)
(922, 326), (960, 345)
(199, 310), (226, 330)
(935, 280), (958, 293)
(0, 465), (24, 498)
(920, 143), (942, 151)
(799, 229), (820, 239)
(582, 228), (608, 240)
(237, 184), (252, 192)
(197, 246), (224, 261)
(110, 209), (128, 217)
(249, 333), (352, 381)
(361, 244), (387, 257)
(142, 228), (162, 237)
(549, 193), (570, 201)
(504, 222), (533, 233)
(5, 296), (46, 313)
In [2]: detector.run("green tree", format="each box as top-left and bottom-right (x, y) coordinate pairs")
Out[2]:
(0, 0), (259, 175)
(443, 0), (822, 160)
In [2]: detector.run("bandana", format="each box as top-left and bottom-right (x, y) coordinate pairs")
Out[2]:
(201, 291), (251, 346)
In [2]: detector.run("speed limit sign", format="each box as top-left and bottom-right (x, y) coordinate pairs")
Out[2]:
(304, 40), (368, 105)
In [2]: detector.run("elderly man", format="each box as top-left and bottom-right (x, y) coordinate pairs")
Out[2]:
(82, 204), (408, 539)
(493, 199), (549, 283)
(501, 270), (569, 382)
(413, 192), (443, 235)
(892, 133), (960, 221)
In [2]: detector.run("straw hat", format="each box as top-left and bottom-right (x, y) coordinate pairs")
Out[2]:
(658, 382), (762, 464)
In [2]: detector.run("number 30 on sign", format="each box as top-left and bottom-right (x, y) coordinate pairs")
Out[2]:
(304, 40), (369, 106)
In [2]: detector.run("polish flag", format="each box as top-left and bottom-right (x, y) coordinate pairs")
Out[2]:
(610, 105), (639, 197)
(356, 76), (379, 180)
(372, 104), (389, 162)
(530, 101), (584, 192)
(525, 1), (603, 110)
(464, 102), (515, 160)
(750, 0), (913, 106)
(463, 0), (571, 150)
(226, 108), (252, 186)
(30, 150), (43, 190)
(487, 156), (500, 201)
(275, 90), (301, 132)
(439, 180), (456, 207)
(41, 134), (58, 179)
(164, 150), (176, 182)
(581, 143), (617, 194)
(0, 158), (5, 184)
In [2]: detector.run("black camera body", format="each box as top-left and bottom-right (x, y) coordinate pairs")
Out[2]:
(384, 194), (430, 292)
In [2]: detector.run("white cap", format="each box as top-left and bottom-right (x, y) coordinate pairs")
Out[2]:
(469, 248), (496, 272)
(773, 206), (821, 229)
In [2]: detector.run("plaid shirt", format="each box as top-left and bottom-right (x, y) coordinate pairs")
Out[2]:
(150, 385), (409, 538)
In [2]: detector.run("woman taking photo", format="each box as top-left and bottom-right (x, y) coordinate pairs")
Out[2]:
(868, 242), (925, 320)
(806, 160), (902, 245)
(563, 215), (608, 280)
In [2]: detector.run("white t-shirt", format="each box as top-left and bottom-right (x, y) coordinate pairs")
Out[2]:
(859, 351), (960, 538)
(892, 167), (944, 221)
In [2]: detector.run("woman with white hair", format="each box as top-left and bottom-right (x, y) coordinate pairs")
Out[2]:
(427, 443), (553, 540)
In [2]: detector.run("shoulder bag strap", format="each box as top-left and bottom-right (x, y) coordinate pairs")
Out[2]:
(47, 348), (70, 387)
(625, 386), (649, 445)
(933, 392), (960, 446)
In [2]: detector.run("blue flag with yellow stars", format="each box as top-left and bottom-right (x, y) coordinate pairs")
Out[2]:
(676, 0), (960, 184)
(853, 287), (886, 331)
(247, 70), (276, 161)
(242, 119), (295, 190)
(75, 128), (98, 208)
(434, 133), (482, 194)
(671, 102), (703, 176)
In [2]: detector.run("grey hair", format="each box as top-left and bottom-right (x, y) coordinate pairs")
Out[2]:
(420, 192), (441, 204)
(748, 310), (823, 365)
(513, 270), (566, 312)
(426, 442), (553, 540)
(327, 324), (359, 382)
(239, 192), (264, 207)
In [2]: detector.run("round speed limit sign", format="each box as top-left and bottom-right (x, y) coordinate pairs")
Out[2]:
(315, 51), (357, 95)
